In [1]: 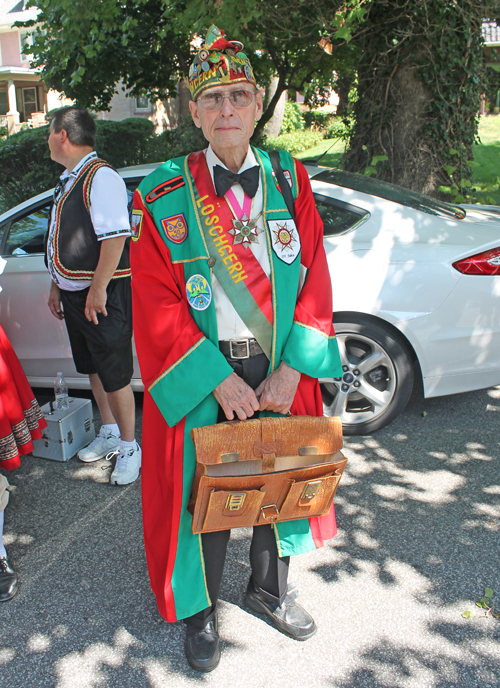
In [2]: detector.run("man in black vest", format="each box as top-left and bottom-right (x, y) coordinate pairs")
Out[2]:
(46, 107), (141, 485)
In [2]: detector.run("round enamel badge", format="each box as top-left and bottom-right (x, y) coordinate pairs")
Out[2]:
(186, 274), (212, 311)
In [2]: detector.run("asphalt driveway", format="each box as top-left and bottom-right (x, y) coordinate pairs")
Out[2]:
(1, 381), (500, 688)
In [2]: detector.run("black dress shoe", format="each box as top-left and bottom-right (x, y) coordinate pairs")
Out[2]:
(244, 577), (317, 641)
(0, 557), (18, 602)
(184, 617), (220, 672)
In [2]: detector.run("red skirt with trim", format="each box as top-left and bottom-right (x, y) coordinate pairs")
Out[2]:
(0, 326), (46, 470)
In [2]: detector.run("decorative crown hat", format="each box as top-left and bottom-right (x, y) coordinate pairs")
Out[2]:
(188, 24), (256, 100)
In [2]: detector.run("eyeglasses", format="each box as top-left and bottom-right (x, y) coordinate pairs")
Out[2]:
(197, 90), (258, 111)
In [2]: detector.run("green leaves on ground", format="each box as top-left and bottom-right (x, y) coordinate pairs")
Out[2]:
(463, 587), (500, 620)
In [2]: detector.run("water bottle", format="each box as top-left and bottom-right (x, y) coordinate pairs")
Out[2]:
(54, 372), (69, 410)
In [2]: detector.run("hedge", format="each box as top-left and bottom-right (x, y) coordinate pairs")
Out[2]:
(260, 129), (325, 155)
(0, 114), (328, 213)
(0, 117), (156, 211)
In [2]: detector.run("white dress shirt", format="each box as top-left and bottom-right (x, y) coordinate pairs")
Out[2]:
(205, 145), (270, 340)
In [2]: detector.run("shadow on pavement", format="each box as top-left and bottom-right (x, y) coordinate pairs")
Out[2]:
(1, 385), (500, 687)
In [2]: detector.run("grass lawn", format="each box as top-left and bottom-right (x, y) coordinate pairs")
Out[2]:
(473, 115), (500, 204)
(296, 116), (500, 205)
(295, 137), (345, 168)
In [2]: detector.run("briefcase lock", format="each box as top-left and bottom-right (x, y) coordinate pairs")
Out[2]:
(301, 480), (321, 500)
(261, 504), (280, 520)
(225, 492), (246, 511)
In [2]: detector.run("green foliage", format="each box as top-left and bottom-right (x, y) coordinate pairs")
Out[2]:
(0, 126), (60, 209)
(20, 0), (191, 111)
(261, 129), (324, 155)
(325, 116), (354, 141)
(344, 0), (497, 197)
(363, 153), (389, 177)
(439, 144), (499, 205)
(95, 117), (155, 167)
(302, 110), (334, 131)
(20, 0), (367, 137)
(472, 115), (500, 204)
(464, 586), (500, 620)
(295, 137), (346, 167)
(280, 100), (304, 134)
(0, 118), (156, 209)
(147, 116), (207, 161)
(484, 66), (500, 112)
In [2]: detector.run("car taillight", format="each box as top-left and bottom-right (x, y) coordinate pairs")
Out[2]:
(453, 247), (500, 275)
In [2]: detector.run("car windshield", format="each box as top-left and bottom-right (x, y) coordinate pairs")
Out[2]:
(312, 168), (466, 220)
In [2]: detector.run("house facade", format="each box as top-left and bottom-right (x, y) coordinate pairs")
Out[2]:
(0, 0), (73, 134)
(0, 0), (183, 136)
(482, 19), (500, 113)
(483, 19), (500, 71)
(99, 80), (185, 134)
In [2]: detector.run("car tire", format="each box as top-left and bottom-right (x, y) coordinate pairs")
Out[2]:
(320, 315), (414, 435)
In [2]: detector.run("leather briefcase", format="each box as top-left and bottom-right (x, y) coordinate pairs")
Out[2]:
(189, 415), (347, 534)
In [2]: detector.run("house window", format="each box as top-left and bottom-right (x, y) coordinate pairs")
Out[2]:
(0, 91), (8, 116)
(135, 96), (151, 111)
(19, 31), (33, 63)
(22, 87), (38, 120)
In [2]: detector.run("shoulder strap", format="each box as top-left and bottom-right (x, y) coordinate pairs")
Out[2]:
(269, 150), (295, 220)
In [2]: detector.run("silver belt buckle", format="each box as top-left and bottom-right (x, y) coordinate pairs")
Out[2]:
(230, 339), (250, 359)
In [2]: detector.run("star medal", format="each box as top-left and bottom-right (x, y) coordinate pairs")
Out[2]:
(228, 212), (263, 248)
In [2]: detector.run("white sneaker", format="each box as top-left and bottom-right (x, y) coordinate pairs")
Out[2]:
(78, 428), (120, 463)
(110, 444), (141, 485)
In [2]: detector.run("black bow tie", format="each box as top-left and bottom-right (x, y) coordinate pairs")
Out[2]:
(213, 164), (260, 198)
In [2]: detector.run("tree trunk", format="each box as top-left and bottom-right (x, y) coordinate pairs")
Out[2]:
(253, 75), (287, 140)
(178, 79), (191, 118)
(335, 74), (353, 118)
(346, 62), (436, 193)
(262, 76), (287, 138)
(344, 0), (484, 198)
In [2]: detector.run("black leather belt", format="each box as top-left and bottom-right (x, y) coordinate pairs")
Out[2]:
(219, 339), (264, 360)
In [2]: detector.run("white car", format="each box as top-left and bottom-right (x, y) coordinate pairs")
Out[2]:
(0, 163), (499, 435)
(312, 167), (500, 433)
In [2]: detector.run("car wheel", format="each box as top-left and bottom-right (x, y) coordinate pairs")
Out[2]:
(320, 316), (414, 435)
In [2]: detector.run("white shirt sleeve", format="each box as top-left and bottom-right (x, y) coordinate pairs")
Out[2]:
(89, 167), (131, 240)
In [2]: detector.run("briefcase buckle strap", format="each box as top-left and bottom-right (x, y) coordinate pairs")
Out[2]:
(230, 339), (250, 359)
(261, 504), (280, 520)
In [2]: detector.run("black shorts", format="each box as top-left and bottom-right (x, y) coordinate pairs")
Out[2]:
(60, 277), (133, 393)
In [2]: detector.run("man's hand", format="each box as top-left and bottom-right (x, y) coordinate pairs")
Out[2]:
(48, 281), (64, 320)
(85, 284), (107, 324)
(213, 372), (260, 421)
(85, 236), (127, 324)
(255, 361), (301, 414)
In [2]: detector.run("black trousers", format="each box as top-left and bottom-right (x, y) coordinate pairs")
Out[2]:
(186, 353), (290, 627)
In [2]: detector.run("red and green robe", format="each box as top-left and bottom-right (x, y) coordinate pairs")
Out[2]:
(130, 147), (342, 621)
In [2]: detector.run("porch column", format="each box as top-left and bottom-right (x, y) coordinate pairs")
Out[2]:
(6, 80), (20, 135)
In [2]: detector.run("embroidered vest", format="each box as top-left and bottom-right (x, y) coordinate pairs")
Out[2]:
(50, 158), (131, 282)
